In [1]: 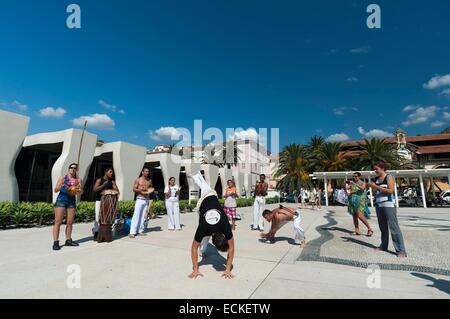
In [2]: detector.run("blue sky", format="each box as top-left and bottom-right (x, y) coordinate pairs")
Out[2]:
(1, 0), (450, 151)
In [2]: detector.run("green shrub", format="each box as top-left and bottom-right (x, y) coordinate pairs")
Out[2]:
(266, 197), (280, 205)
(31, 202), (54, 226)
(75, 202), (95, 223)
(12, 202), (34, 227)
(151, 200), (166, 215)
(0, 202), (14, 228)
(117, 201), (136, 219)
(189, 199), (198, 207)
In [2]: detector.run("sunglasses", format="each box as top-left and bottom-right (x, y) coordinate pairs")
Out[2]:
(69, 166), (78, 170)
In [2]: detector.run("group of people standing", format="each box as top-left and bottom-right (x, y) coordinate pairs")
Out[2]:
(51, 165), (183, 249)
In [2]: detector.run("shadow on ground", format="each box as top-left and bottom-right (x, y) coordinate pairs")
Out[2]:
(411, 272), (450, 295)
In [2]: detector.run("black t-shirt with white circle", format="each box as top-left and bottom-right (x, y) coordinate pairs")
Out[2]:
(194, 195), (233, 243)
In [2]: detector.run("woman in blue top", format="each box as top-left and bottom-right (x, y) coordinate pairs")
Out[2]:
(52, 163), (83, 251)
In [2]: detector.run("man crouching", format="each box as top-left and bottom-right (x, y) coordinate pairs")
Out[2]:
(261, 205), (306, 247)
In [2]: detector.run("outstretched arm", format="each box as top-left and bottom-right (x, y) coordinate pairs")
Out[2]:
(188, 240), (203, 279)
(222, 238), (235, 279)
(261, 216), (278, 239)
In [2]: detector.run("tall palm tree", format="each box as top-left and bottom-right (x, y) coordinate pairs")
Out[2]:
(308, 135), (325, 150)
(353, 138), (403, 170)
(318, 142), (347, 172)
(307, 135), (326, 172)
(274, 144), (312, 193)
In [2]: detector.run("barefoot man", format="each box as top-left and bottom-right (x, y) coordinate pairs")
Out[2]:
(188, 172), (235, 279)
(129, 167), (152, 238)
(261, 205), (306, 247)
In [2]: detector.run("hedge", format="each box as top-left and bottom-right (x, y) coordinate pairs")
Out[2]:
(0, 197), (279, 229)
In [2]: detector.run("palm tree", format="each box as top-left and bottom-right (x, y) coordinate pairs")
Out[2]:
(308, 135), (325, 150)
(307, 135), (326, 172)
(318, 142), (347, 172)
(353, 138), (403, 170)
(274, 144), (312, 193)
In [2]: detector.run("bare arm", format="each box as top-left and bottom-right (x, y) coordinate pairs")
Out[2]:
(370, 176), (395, 195)
(77, 179), (83, 194)
(222, 238), (235, 279)
(188, 240), (203, 279)
(54, 176), (65, 193)
(92, 178), (103, 193)
(352, 181), (366, 190)
(133, 179), (142, 195)
(261, 213), (279, 239)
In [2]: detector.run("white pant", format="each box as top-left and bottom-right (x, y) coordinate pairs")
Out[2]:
(293, 209), (305, 244)
(200, 236), (211, 255)
(253, 196), (265, 230)
(166, 199), (181, 230)
(93, 200), (101, 233)
(130, 198), (148, 235)
(191, 172), (213, 193)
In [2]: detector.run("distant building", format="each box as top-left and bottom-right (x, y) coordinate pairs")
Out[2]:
(341, 129), (450, 169)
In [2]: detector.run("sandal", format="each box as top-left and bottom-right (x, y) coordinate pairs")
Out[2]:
(367, 230), (374, 237)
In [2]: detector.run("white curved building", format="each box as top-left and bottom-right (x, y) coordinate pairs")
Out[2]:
(0, 109), (271, 203)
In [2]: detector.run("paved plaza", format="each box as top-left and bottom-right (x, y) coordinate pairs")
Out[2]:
(0, 203), (449, 298)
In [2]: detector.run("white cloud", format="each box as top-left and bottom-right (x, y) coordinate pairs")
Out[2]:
(333, 107), (346, 116)
(431, 120), (445, 128)
(72, 114), (115, 130)
(358, 127), (393, 138)
(229, 128), (259, 141)
(350, 46), (370, 54)
(149, 127), (184, 141)
(439, 88), (450, 98)
(402, 104), (419, 112)
(402, 105), (440, 126)
(39, 107), (66, 118)
(327, 49), (338, 55)
(444, 112), (450, 121)
(333, 106), (358, 116)
(98, 99), (125, 114)
(0, 100), (28, 112)
(346, 77), (359, 82)
(423, 74), (450, 90)
(326, 133), (349, 142)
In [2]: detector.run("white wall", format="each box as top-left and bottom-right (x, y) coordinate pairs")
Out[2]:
(0, 110), (30, 202)
(24, 129), (97, 202)
(146, 153), (182, 189)
(201, 164), (219, 191)
(95, 142), (147, 201)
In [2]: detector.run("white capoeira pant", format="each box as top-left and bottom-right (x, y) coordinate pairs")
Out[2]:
(166, 199), (181, 230)
(93, 200), (101, 233)
(293, 209), (305, 244)
(130, 198), (148, 235)
(200, 236), (210, 255)
(253, 196), (266, 230)
(191, 172), (216, 256)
